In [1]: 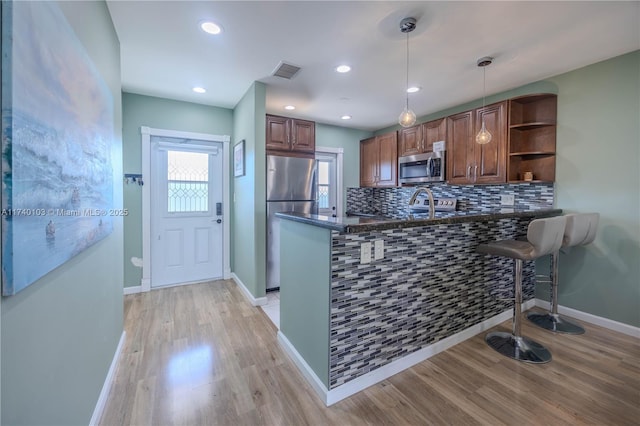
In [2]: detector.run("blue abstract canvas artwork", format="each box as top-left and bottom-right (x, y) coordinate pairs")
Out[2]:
(1, 1), (114, 295)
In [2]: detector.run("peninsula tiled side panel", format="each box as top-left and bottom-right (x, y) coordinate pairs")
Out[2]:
(329, 217), (536, 388)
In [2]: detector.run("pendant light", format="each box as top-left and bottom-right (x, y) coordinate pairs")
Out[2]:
(475, 56), (493, 144)
(398, 17), (417, 127)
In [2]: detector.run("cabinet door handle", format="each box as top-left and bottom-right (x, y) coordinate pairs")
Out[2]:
(467, 166), (471, 180)
(474, 165), (478, 182)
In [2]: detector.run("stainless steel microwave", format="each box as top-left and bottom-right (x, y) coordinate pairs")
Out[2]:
(398, 151), (445, 185)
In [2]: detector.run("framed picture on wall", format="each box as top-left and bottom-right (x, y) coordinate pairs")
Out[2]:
(234, 140), (245, 177)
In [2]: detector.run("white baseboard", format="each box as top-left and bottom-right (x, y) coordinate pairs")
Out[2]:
(231, 273), (268, 306)
(279, 300), (535, 406)
(90, 331), (126, 426)
(277, 332), (330, 404)
(534, 299), (640, 338)
(123, 285), (142, 295)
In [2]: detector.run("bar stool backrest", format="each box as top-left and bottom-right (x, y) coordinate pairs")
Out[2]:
(563, 213), (599, 247)
(527, 216), (567, 258)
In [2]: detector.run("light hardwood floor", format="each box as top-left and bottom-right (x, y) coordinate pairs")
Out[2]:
(100, 279), (640, 426)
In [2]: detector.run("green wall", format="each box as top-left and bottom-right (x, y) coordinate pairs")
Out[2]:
(541, 51), (639, 327)
(121, 93), (233, 287)
(231, 82), (267, 298)
(280, 220), (331, 387)
(377, 51), (640, 327)
(316, 123), (373, 211)
(1, 1), (124, 424)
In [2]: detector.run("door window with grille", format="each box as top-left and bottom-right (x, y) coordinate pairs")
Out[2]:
(316, 154), (337, 217)
(167, 150), (209, 213)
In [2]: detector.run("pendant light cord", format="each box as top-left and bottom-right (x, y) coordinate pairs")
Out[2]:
(405, 32), (410, 110)
(482, 66), (486, 111)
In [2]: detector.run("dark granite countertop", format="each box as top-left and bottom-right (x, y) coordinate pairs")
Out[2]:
(276, 208), (562, 233)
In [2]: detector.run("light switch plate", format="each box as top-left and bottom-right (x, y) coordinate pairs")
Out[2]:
(500, 194), (515, 206)
(360, 242), (372, 264)
(374, 240), (384, 260)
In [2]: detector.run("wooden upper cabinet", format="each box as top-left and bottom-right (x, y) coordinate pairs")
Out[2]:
(446, 111), (474, 185)
(422, 118), (446, 153)
(446, 101), (507, 185)
(266, 115), (289, 151)
(359, 132), (398, 187)
(359, 137), (378, 187)
(398, 118), (447, 157)
(266, 114), (315, 154)
(398, 125), (422, 157)
(290, 118), (315, 153)
(474, 101), (507, 184)
(376, 132), (398, 187)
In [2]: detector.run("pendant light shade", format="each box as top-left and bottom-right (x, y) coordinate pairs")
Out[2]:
(475, 120), (492, 144)
(399, 17), (417, 128)
(475, 56), (493, 145)
(399, 108), (416, 127)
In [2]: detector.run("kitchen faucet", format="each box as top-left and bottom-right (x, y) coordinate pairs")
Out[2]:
(408, 187), (435, 219)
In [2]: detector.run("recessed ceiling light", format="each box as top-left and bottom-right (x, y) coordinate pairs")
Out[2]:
(336, 65), (351, 73)
(407, 86), (421, 93)
(192, 87), (206, 93)
(341, 115), (352, 120)
(200, 21), (222, 35)
(284, 105), (296, 110)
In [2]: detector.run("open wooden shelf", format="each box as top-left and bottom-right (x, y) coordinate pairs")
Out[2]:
(508, 94), (557, 183)
(510, 122), (556, 130)
(509, 151), (556, 157)
(508, 180), (554, 184)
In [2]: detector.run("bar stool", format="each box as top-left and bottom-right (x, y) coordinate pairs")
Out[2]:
(477, 215), (566, 363)
(527, 213), (599, 334)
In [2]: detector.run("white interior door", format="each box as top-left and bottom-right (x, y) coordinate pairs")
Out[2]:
(151, 138), (223, 288)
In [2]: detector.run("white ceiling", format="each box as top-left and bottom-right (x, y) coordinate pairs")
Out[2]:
(106, 1), (640, 131)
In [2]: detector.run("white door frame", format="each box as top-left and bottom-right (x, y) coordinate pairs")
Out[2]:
(140, 126), (231, 291)
(316, 146), (344, 217)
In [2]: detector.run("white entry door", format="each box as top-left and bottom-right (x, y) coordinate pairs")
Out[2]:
(151, 138), (223, 288)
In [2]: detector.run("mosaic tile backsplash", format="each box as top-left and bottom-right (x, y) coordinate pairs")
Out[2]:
(329, 217), (536, 388)
(346, 182), (554, 217)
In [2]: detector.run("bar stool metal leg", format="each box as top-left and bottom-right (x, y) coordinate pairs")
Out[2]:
(486, 259), (552, 363)
(527, 252), (585, 334)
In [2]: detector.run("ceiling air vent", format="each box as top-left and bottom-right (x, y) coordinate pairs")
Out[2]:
(272, 61), (301, 80)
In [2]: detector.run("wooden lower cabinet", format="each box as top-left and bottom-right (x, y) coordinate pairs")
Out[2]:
(360, 132), (398, 187)
(446, 101), (507, 184)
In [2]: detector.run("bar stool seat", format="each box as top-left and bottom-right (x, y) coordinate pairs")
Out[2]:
(527, 213), (599, 334)
(477, 215), (566, 364)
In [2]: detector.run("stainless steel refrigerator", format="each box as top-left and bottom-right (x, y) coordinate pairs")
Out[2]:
(266, 155), (317, 290)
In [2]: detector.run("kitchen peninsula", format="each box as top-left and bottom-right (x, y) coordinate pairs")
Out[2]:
(276, 206), (561, 405)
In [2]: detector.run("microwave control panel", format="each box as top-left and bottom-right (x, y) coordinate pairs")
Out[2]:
(410, 196), (457, 212)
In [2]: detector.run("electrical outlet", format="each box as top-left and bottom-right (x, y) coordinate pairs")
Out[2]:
(500, 194), (515, 206)
(374, 240), (384, 260)
(360, 242), (372, 264)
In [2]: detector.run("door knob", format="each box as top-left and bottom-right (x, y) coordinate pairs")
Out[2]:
(216, 218), (222, 224)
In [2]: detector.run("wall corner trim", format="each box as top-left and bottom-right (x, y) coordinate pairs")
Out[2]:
(89, 331), (126, 426)
(534, 299), (640, 337)
(231, 273), (268, 306)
